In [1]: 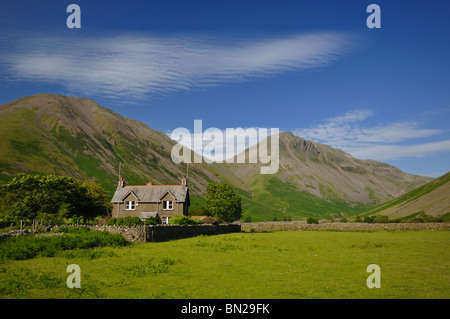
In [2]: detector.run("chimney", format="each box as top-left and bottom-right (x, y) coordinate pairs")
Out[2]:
(181, 175), (187, 187)
(146, 179), (153, 186)
(118, 176), (125, 188)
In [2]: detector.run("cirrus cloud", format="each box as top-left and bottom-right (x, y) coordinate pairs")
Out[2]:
(0, 31), (355, 102)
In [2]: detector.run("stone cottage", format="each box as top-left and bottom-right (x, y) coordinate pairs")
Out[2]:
(111, 176), (190, 224)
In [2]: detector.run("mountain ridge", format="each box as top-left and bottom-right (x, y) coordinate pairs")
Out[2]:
(0, 93), (433, 221)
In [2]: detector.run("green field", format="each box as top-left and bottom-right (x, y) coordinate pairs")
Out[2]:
(1, 230), (449, 299)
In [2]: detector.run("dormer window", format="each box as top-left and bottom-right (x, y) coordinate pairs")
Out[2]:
(163, 200), (173, 210)
(125, 200), (136, 210)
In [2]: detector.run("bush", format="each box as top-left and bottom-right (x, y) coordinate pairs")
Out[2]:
(143, 217), (159, 225)
(373, 215), (389, 223)
(355, 216), (363, 222)
(0, 218), (12, 229)
(306, 217), (319, 224)
(168, 215), (203, 225)
(104, 216), (158, 226)
(363, 216), (375, 223)
(202, 216), (218, 225)
(0, 229), (129, 261)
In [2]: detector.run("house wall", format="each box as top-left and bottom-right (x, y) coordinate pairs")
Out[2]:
(112, 192), (187, 222)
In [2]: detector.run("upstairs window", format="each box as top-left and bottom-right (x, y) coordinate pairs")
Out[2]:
(125, 201), (136, 210)
(163, 200), (173, 210)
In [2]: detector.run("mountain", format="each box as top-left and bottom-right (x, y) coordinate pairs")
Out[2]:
(360, 171), (450, 220)
(0, 94), (433, 221)
(0, 94), (224, 197)
(225, 132), (432, 220)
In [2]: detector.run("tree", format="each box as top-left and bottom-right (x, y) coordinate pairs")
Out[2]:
(70, 180), (112, 221)
(206, 182), (242, 222)
(0, 173), (112, 224)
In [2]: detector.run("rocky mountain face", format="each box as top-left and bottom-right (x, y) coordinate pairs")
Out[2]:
(0, 94), (433, 220)
(225, 131), (431, 220)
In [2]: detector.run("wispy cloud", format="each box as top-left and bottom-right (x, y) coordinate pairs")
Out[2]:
(293, 109), (450, 161)
(348, 140), (450, 161)
(0, 31), (354, 101)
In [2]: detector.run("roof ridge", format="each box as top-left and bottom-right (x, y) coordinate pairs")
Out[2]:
(124, 184), (183, 187)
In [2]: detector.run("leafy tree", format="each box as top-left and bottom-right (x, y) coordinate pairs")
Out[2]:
(71, 180), (112, 221)
(0, 174), (112, 224)
(306, 217), (319, 224)
(206, 182), (242, 222)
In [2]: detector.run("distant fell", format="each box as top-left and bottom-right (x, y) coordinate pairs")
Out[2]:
(361, 171), (450, 220)
(225, 131), (432, 220)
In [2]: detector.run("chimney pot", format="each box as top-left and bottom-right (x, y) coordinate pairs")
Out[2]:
(118, 176), (125, 188)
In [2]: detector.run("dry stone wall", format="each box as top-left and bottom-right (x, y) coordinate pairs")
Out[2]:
(146, 224), (241, 242)
(241, 221), (450, 232)
(86, 224), (242, 242)
(3, 222), (447, 243)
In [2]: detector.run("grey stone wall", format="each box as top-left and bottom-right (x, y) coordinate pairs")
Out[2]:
(86, 224), (242, 242)
(88, 225), (147, 242)
(146, 224), (242, 242)
(0, 224), (242, 243)
(241, 221), (450, 232)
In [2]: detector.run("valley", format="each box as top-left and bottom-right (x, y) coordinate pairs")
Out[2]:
(0, 94), (437, 221)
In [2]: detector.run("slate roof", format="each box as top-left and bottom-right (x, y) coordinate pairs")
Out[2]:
(111, 185), (188, 203)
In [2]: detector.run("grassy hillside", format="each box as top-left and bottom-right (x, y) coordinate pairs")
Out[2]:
(237, 177), (373, 221)
(0, 94), (225, 198)
(361, 171), (450, 220)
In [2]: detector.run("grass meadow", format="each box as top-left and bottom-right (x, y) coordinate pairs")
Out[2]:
(0, 230), (449, 299)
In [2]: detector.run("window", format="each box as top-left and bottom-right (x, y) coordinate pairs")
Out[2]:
(163, 200), (173, 210)
(162, 217), (170, 224)
(125, 201), (136, 210)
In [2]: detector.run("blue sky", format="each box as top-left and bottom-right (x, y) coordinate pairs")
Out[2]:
(1, 0), (449, 177)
